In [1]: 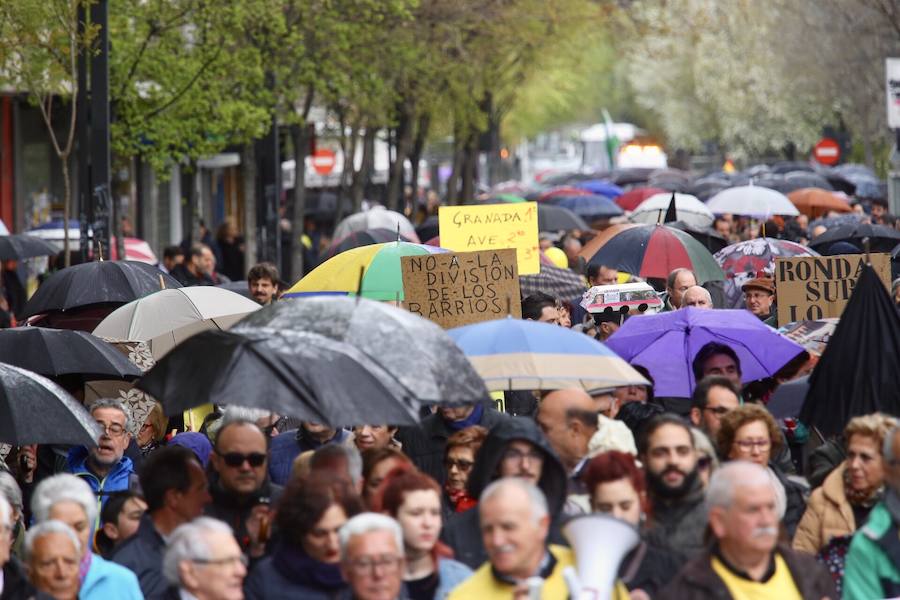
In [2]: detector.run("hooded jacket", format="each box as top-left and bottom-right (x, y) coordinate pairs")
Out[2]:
(66, 446), (134, 512)
(441, 417), (568, 569)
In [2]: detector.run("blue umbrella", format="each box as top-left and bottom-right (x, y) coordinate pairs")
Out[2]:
(549, 195), (623, 221)
(575, 180), (624, 198)
(448, 317), (648, 391)
(605, 307), (805, 398)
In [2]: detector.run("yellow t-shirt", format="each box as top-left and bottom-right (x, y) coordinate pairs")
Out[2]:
(710, 553), (802, 600)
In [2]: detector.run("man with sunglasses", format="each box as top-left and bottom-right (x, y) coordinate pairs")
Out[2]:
(65, 399), (135, 511)
(206, 419), (282, 560)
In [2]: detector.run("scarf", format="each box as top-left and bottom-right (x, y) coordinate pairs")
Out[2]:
(445, 486), (477, 512)
(79, 551), (93, 583)
(272, 543), (346, 591)
(491, 550), (557, 586)
(842, 468), (885, 508)
(445, 403), (483, 432)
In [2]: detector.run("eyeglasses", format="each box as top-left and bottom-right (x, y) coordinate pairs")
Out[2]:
(219, 452), (267, 468)
(191, 555), (248, 568)
(502, 448), (543, 464)
(346, 555), (402, 576)
(96, 421), (127, 437)
(444, 458), (474, 472)
(703, 406), (731, 417)
(734, 439), (770, 451)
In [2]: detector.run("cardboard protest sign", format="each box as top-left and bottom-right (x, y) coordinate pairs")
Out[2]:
(401, 248), (521, 328)
(775, 253), (891, 324)
(438, 202), (540, 274)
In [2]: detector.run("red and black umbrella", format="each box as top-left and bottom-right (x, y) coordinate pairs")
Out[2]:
(583, 224), (725, 283)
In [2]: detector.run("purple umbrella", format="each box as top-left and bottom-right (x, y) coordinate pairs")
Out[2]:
(605, 307), (805, 398)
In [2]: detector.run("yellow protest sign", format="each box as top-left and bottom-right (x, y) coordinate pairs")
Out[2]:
(439, 202), (540, 274)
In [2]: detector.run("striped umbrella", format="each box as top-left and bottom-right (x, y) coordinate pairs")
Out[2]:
(583, 224), (725, 283)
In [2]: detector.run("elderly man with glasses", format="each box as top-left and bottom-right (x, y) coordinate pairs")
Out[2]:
(339, 513), (406, 600)
(162, 517), (247, 600)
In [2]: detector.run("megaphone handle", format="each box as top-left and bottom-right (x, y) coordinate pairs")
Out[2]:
(563, 566), (581, 598)
(526, 576), (544, 600)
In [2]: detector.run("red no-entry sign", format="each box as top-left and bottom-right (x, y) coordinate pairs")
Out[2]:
(312, 149), (336, 175)
(813, 138), (841, 166)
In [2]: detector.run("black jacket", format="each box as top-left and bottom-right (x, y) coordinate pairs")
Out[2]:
(396, 404), (506, 484)
(169, 263), (214, 287)
(770, 463), (807, 539)
(205, 472), (283, 555)
(441, 416), (568, 568)
(111, 514), (167, 600)
(619, 540), (681, 596)
(1, 557), (36, 600)
(645, 476), (709, 565)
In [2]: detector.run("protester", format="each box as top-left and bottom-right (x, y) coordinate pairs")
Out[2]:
(376, 468), (472, 599)
(688, 376), (741, 441)
(207, 419), (282, 558)
(639, 414), (707, 563)
(0, 493), (34, 598)
(113, 446), (211, 599)
(167, 432), (214, 468)
(269, 422), (353, 486)
(247, 262), (280, 306)
(593, 312), (624, 341)
(587, 263), (619, 286)
(159, 245), (183, 275)
(66, 399), (135, 510)
(842, 424), (900, 599)
(692, 429), (720, 488)
(716, 405), (806, 537)
(794, 413), (896, 556)
(353, 425), (400, 453)
(742, 276), (777, 326)
(24, 521), (81, 600)
(691, 342), (743, 390)
(170, 243), (215, 286)
(521, 292), (561, 324)
(216, 218), (246, 282)
(658, 461), (835, 600)
(362, 448), (413, 507)
(396, 402), (505, 484)
(339, 513), (407, 600)
(443, 426), (488, 514)
(662, 268), (697, 311)
(31, 474), (143, 598)
(136, 402), (168, 458)
(96, 491), (148, 559)
(442, 417), (566, 569)
(613, 368), (652, 409)
(582, 451), (680, 597)
(0, 470), (26, 557)
(162, 517), (247, 600)
(203, 245), (230, 284)
(245, 473), (363, 599)
(681, 285), (713, 309)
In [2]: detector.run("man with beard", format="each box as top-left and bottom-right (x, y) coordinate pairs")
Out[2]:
(659, 462), (835, 599)
(640, 414), (708, 564)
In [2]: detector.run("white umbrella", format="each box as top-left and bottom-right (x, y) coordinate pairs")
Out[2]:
(706, 185), (799, 217)
(334, 206), (419, 242)
(92, 287), (260, 342)
(630, 193), (713, 228)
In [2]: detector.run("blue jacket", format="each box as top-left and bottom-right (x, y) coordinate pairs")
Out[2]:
(81, 552), (143, 600)
(66, 446), (134, 512)
(112, 514), (167, 600)
(435, 558), (472, 599)
(268, 428), (351, 486)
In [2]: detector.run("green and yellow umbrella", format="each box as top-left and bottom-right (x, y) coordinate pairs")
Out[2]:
(283, 242), (449, 301)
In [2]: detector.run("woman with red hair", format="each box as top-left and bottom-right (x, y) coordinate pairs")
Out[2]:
(582, 451), (680, 599)
(376, 467), (472, 600)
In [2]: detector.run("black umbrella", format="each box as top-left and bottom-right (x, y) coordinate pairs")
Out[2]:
(233, 295), (489, 405)
(771, 161), (815, 174)
(415, 216), (440, 242)
(808, 223), (900, 254)
(519, 264), (586, 303)
(138, 328), (421, 427)
(0, 363), (101, 445)
(783, 171), (834, 191)
(538, 204), (590, 232)
(608, 168), (654, 186)
(322, 228), (410, 262)
(22, 261), (181, 318)
(0, 234), (59, 261)
(0, 328), (142, 380)
(667, 221), (729, 253)
(767, 375), (809, 420)
(799, 265), (900, 437)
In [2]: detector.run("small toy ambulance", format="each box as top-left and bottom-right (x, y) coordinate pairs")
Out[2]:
(580, 282), (664, 317)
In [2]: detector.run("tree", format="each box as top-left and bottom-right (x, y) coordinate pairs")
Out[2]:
(0, 0), (97, 264)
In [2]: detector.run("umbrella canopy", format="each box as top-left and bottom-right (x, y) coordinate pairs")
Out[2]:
(783, 171), (834, 191)
(138, 328), (421, 427)
(537, 186), (593, 202)
(689, 179), (731, 202)
(631, 193), (713, 228)
(707, 185), (799, 217)
(0, 328), (142, 380)
(93, 287), (260, 342)
(233, 295), (489, 405)
(415, 216), (439, 242)
(787, 188), (852, 218)
(537, 204), (590, 232)
(0, 234), (59, 261)
(283, 241), (448, 301)
(485, 193), (527, 203)
(333, 207), (419, 243)
(605, 307), (805, 397)
(609, 168), (655, 186)
(667, 221), (728, 254)
(583, 224), (725, 283)
(519, 264), (587, 303)
(808, 222), (900, 254)
(0, 363), (102, 445)
(548, 195), (623, 221)
(109, 237), (159, 264)
(574, 180), (624, 198)
(216, 280), (253, 300)
(714, 238), (818, 308)
(615, 187), (667, 211)
(322, 228), (410, 262)
(448, 317), (649, 392)
(800, 265), (900, 437)
(767, 376), (809, 420)
(809, 213), (864, 231)
(22, 261), (181, 319)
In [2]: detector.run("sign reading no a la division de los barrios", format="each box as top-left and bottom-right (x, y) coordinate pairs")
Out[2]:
(438, 202), (540, 274)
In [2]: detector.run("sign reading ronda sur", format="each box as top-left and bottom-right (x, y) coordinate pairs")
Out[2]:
(439, 202), (540, 274)
(775, 253), (891, 324)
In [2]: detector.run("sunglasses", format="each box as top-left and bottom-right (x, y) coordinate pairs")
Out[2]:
(219, 452), (267, 468)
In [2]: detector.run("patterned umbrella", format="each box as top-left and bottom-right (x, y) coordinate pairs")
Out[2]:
(713, 238), (818, 308)
(519, 265), (587, 303)
(583, 224), (725, 283)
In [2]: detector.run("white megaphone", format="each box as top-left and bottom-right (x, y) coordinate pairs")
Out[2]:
(562, 513), (640, 600)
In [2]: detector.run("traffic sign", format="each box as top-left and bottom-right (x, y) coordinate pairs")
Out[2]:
(311, 148), (336, 175)
(813, 138), (841, 166)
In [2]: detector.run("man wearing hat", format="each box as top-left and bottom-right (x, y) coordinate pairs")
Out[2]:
(742, 276), (777, 327)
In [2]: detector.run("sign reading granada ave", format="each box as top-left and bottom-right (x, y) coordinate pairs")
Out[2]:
(439, 202), (540, 274)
